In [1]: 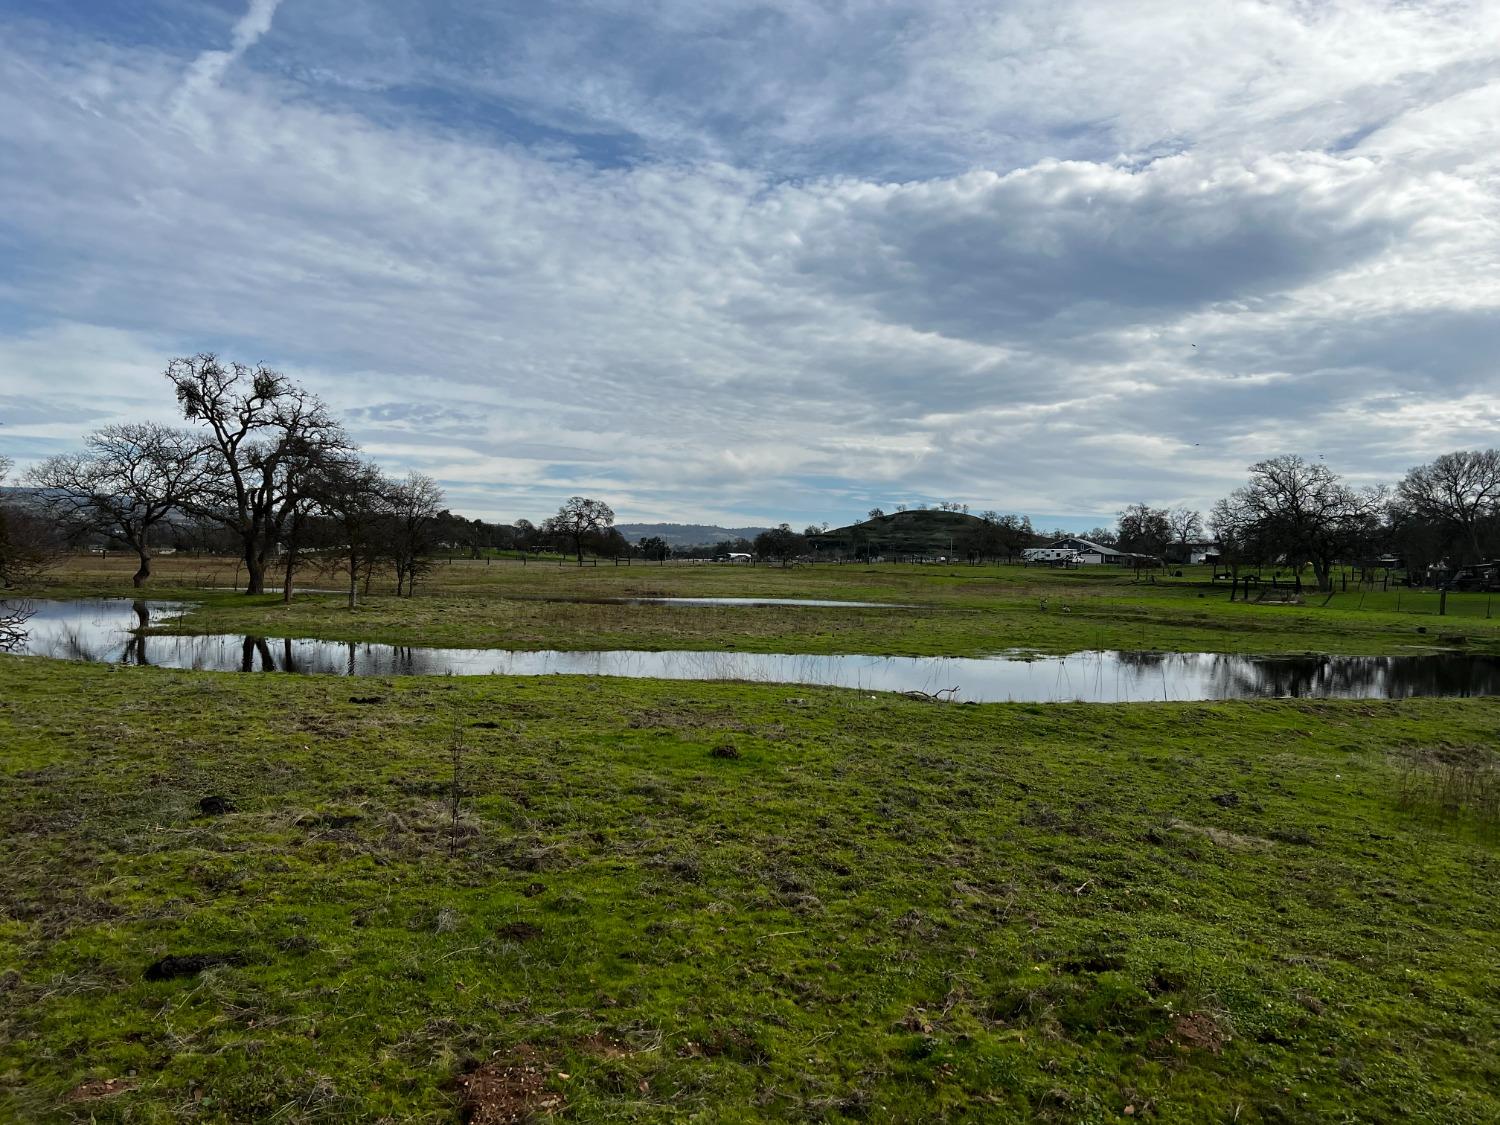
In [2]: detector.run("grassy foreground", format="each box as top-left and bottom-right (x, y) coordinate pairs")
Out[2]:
(3, 657), (1499, 1122)
(24, 554), (1500, 658)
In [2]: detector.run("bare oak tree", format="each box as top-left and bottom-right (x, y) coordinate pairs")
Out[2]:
(754, 523), (805, 566)
(387, 471), (445, 596)
(312, 456), (390, 609)
(1209, 494), (1259, 600)
(28, 423), (209, 587)
(166, 354), (349, 595)
(1397, 450), (1500, 565)
(1167, 506), (1204, 559)
(1230, 455), (1380, 592)
(546, 496), (615, 565)
(1116, 503), (1171, 564)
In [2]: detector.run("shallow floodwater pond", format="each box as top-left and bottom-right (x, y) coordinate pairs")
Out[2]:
(5, 598), (1500, 703)
(519, 595), (916, 608)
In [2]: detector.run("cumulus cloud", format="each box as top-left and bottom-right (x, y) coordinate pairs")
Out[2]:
(0, 1), (1497, 526)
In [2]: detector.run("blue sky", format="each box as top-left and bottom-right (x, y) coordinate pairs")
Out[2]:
(2, 0), (1499, 529)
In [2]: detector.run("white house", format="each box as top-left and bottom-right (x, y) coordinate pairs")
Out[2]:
(1045, 537), (1159, 567)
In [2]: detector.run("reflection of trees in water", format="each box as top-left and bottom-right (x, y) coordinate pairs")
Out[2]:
(121, 600), (151, 665)
(11, 598), (1500, 701)
(1206, 655), (1355, 698)
(1206, 654), (1500, 699)
(0, 602), (35, 652)
(241, 636), (276, 672)
(50, 626), (110, 664)
(1113, 651), (1170, 670)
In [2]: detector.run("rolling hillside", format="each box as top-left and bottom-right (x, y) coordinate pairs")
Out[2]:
(812, 509), (989, 557)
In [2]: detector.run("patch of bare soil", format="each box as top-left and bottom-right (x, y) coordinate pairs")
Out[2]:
(458, 1049), (564, 1124)
(64, 1078), (135, 1102)
(143, 952), (243, 981)
(1166, 1010), (1230, 1053)
(495, 922), (541, 943)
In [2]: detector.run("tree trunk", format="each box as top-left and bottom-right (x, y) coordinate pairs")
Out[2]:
(283, 548), (297, 604)
(348, 560), (358, 610)
(244, 549), (266, 595)
(133, 549), (151, 588)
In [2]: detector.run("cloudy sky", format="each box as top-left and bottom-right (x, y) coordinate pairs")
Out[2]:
(2, 0), (1498, 529)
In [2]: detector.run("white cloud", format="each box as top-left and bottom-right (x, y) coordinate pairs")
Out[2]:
(178, 0), (285, 104)
(0, 2), (1497, 526)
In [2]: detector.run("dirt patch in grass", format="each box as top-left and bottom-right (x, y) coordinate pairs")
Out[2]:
(142, 952), (243, 981)
(677, 1028), (763, 1062)
(64, 1077), (136, 1102)
(496, 921), (541, 943)
(1166, 1010), (1232, 1053)
(457, 1048), (564, 1124)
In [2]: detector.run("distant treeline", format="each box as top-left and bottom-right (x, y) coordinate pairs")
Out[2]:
(810, 453), (1500, 594)
(3, 356), (1498, 598)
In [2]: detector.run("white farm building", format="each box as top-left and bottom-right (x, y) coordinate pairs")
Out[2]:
(1026, 537), (1159, 567)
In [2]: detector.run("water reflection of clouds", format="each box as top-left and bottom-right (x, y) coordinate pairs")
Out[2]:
(5, 599), (1500, 704)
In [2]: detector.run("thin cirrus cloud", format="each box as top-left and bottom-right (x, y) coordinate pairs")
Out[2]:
(0, 0), (1497, 527)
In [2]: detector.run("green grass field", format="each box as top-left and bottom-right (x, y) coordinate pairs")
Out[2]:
(2, 661), (1498, 1122)
(20, 553), (1500, 658)
(3, 556), (1499, 1121)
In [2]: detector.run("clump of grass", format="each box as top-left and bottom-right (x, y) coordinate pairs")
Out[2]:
(1395, 745), (1500, 831)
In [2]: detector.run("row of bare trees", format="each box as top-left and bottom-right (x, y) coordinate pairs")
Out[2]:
(1209, 451), (1500, 593)
(20, 355), (446, 604)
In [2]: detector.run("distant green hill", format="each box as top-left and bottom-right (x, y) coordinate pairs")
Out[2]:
(812, 509), (988, 558)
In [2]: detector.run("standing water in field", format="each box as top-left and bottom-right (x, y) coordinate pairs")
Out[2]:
(525, 596), (917, 608)
(4, 598), (1500, 703)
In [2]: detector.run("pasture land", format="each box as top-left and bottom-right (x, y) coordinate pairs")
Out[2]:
(21, 553), (1500, 657)
(1, 659), (1498, 1122)
(4, 554), (1499, 1122)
